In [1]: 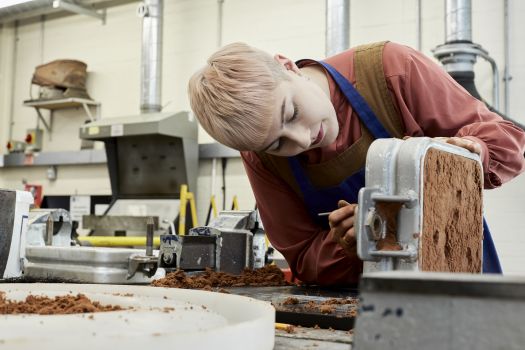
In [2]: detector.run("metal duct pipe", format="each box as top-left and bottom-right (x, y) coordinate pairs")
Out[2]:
(325, 0), (349, 57)
(7, 21), (19, 141)
(138, 0), (163, 114)
(416, 0), (422, 50)
(503, 0), (511, 115)
(445, 0), (472, 43)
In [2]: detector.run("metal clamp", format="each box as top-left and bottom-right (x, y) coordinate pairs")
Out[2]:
(127, 217), (158, 279)
(357, 188), (418, 262)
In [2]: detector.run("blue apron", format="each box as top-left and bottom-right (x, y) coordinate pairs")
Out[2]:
(287, 61), (502, 274)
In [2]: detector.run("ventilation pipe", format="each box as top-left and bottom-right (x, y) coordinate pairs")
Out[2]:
(445, 0), (472, 42)
(432, 0), (524, 131)
(325, 0), (350, 57)
(138, 0), (163, 114)
(503, 0), (511, 115)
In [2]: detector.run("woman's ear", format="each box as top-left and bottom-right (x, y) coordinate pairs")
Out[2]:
(274, 54), (302, 74)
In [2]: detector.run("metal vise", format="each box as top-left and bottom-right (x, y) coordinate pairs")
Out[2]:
(26, 208), (73, 247)
(159, 210), (266, 275)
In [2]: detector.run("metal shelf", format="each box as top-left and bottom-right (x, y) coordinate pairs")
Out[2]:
(23, 97), (101, 134)
(0, 150), (106, 168)
(23, 97), (99, 110)
(0, 143), (240, 168)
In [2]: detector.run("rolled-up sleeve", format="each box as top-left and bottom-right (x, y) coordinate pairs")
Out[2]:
(385, 43), (525, 189)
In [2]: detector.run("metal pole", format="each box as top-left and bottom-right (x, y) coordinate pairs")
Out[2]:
(416, 0), (422, 50)
(445, 0), (472, 42)
(46, 215), (54, 246)
(503, 0), (511, 115)
(146, 217), (154, 256)
(140, 0), (163, 113)
(325, 0), (350, 56)
(211, 0), (224, 217)
(217, 0), (224, 47)
(7, 20), (18, 141)
(483, 54), (500, 110)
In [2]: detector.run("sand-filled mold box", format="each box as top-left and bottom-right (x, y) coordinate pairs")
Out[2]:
(420, 148), (483, 272)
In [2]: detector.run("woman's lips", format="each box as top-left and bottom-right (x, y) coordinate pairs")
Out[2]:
(312, 123), (324, 146)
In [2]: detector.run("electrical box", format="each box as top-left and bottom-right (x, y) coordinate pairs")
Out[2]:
(25, 129), (43, 152)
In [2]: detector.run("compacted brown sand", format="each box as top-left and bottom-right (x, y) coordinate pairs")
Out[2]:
(421, 148), (483, 272)
(0, 292), (122, 315)
(152, 264), (291, 289)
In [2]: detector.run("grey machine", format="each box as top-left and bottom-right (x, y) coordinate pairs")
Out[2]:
(19, 112), (198, 284)
(79, 111), (198, 236)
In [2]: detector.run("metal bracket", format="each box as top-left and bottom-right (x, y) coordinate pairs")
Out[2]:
(158, 234), (182, 269)
(357, 187), (418, 262)
(35, 108), (52, 134)
(127, 254), (158, 279)
(52, 0), (107, 24)
(127, 217), (158, 279)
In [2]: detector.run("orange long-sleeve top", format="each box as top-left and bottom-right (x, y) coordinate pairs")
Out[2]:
(241, 42), (525, 286)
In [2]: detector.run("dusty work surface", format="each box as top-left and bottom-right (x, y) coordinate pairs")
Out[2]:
(275, 327), (352, 349)
(228, 285), (358, 330)
(421, 148), (483, 272)
(152, 266), (359, 331)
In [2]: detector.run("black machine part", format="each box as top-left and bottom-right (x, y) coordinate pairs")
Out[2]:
(159, 227), (254, 275)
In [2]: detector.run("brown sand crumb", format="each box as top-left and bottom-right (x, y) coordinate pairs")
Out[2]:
(281, 297), (358, 315)
(282, 297), (299, 305)
(0, 292), (122, 315)
(151, 265), (290, 289)
(285, 324), (296, 334)
(319, 304), (335, 314)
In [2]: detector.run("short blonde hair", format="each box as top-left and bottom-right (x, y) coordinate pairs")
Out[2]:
(188, 42), (288, 151)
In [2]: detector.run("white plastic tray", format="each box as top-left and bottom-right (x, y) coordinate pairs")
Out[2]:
(0, 283), (275, 350)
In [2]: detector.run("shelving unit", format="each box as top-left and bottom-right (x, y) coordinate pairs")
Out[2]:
(0, 143), (240, 168)
(23, 97), (101, 133)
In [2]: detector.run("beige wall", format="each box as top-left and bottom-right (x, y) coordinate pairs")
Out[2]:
(0, 0), (524, 273)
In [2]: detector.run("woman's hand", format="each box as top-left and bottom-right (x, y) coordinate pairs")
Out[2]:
(328, 200), (358, 256)
(441, 136), (482, 155)
(403, 135), (482, 155)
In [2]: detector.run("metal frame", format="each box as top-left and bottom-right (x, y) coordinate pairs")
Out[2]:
(0, 143), (239, 168)
(356, 137), (482, 272)
(52, 0), (106, 24)
(24, 97), (101, 134)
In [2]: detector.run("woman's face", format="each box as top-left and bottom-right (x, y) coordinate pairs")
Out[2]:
(259, 60), (339, 157)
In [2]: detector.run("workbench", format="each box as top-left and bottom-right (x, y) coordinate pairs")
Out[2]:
(275, 327), (352, 349)
(222, 285), (358, 349)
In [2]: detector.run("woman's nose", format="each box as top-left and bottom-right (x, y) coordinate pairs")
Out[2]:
(285, 126), (311, 150)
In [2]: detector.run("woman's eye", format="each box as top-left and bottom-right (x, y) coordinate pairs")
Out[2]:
(290, 103), (299, 122)
(273, 138), (282, 152)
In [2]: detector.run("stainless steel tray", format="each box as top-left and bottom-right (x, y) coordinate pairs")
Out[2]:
(24, 246), (158, 284)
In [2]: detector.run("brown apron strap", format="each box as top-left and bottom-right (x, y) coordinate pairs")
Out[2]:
(354, 41), (405, 138)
